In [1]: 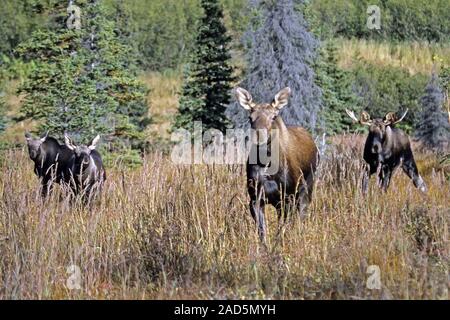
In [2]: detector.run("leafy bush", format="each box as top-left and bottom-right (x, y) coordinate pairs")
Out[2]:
(104, 0), (248, 72)
(307, 0), (450, 42)
(349, 60), (428, 130)
(0, 0), (47, 57)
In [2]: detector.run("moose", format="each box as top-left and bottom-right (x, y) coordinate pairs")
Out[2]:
(235, 87), (319, 241)
(345, 109), (427, 193)
(64, 133), (106, 200)
(25, 132), (75, 197)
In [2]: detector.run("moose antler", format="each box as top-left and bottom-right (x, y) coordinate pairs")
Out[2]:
(345, 109), (372, 125)
(345, 109), (359, 123)
(384, 109), (408, 125)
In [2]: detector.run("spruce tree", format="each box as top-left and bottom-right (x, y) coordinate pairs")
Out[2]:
(415, 73), (450, 152)
(315, 40), (360, 134)
(16, 0), (149, 166)
(227, 0), (322, 132)
(173, 0), (235, 133)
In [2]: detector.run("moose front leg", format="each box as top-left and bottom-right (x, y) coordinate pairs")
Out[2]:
(296, 173), (314, 218)
(362, 162), (377, 195)
(379, 165), (393, 192)
(41, 177), (53, 198)
(248, 178), (268, 243)
(250, 199), (266, 242)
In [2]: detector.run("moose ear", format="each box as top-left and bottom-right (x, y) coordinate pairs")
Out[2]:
(272, 87), (291, 110)
(360, 111), (372, 125)
(383, 112), (397, 124)
(235, 87), (254, 110)
(40, 131), (48, 142)
(88, 135), (100, 150)
(64, 133), (76, 151)
(345, 109), (372, 126)
(25, 132), (32, 141)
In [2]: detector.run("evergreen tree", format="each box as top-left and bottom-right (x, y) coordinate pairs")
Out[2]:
(16, 0), (149, 165)
(315, 40), (360, 134)
(414, 73), (450, 152)
(227, 0), (322, 132)
(173, 0), (235, 133)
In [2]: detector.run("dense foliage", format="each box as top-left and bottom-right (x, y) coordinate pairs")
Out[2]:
(349, 61), (428, 130)
(307, 0), (450, 42)
(227, 0), (322, 132)
(173, 0), (235, 133)
(102, 0), (248, 72)
(16, 0), (149, 165)
(103, 0), (201, 71)
(0, 0), (45, 57)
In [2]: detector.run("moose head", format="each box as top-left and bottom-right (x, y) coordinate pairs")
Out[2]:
(345, 109), (408, 156)
(235, 87), (291, 144)
(64, 134), (100, 169)
(25, 131), (48, 160)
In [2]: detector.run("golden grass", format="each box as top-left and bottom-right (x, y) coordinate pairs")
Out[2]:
(140, 70), (182, 141)
(0, 136), (448, 299)
(337, 39), (450, 75)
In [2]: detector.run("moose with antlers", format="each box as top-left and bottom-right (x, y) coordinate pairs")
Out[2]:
(346, 109), (427, 194)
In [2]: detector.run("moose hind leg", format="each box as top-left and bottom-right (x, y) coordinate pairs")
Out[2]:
(402, 158), (427, 192)
(296, 174), (314, 218)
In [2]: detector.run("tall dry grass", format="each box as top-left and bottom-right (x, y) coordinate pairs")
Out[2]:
(0, 136), (448, 299)
(337, 39), (450, 75)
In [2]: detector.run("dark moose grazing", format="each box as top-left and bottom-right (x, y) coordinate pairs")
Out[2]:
(235, 87), (319, 241)
(25, 132), (75, 197)
(64, 133), (106, 199)
(345, 109), (427, 193)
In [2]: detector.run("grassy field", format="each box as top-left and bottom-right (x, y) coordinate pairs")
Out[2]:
(0, 136), (448, 299)
(336, 39), (450, 75)
(0, 39), (448, 299)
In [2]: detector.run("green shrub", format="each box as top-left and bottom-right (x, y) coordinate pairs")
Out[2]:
(349, 60), (428, 131)
(307, 0), (450, 42)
